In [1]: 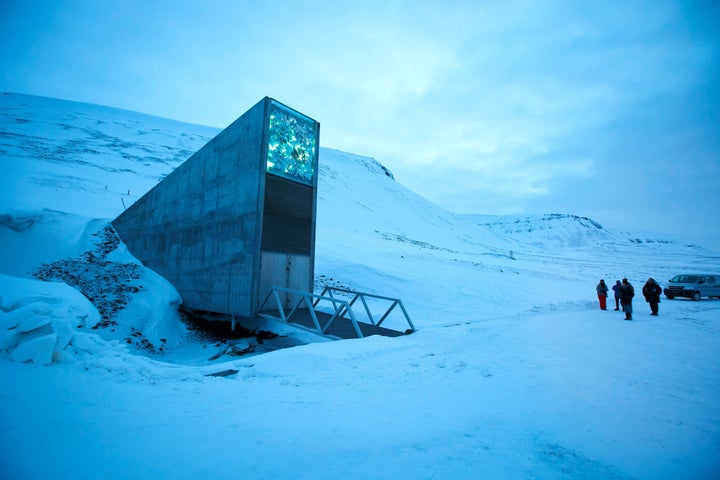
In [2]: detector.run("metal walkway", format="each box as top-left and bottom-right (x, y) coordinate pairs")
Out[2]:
(257, 286), (416, 340)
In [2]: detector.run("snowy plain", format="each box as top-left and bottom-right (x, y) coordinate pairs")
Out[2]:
(1, 92), (719, 479)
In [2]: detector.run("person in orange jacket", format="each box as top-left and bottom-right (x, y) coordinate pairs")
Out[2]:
(596, 279), (609, 310)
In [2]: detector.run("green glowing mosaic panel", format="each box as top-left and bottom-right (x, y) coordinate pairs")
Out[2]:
(266, 101), (317, 185)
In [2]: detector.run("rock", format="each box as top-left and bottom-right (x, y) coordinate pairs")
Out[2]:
(229, 338), (258, 355)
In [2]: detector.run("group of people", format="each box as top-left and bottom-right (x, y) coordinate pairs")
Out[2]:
(596, 277), (662, 320)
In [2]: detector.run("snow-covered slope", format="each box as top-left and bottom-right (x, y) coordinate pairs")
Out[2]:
(0, 92), (218, 218)
(2, 93), (719, 479)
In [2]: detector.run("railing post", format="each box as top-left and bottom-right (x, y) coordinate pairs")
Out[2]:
(397, 300), (416, 332)
(304, 296), (322, 333)
(272, 288), (287, 322)
(359, 294), (375, 325)
(346, 305), (364, 338)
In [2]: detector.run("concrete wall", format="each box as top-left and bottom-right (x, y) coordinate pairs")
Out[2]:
(113, 98), (269, 316)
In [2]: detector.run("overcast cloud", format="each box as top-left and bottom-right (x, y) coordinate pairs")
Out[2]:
(1, 0), (718, 248)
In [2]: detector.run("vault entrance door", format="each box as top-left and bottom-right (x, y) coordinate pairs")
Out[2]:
(259, 251), (311, 309)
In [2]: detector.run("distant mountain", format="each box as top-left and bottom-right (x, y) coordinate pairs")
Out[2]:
(462, 213), (696, 251)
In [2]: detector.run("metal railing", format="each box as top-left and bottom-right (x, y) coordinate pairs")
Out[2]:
(257, 286), (415, 338)
(258, 286), (364, 337)
(314, 286), (415, 333)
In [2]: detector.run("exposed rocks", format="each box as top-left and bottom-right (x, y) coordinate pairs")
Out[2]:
(33, 225), (141, 328)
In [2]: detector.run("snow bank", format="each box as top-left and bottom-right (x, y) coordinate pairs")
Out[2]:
(103, 231), (187, 351)
(0, 210), (91, 278)
(0, 274), (123, 364)
(1, 210), (189, 354)
(113, 267), (186, 350)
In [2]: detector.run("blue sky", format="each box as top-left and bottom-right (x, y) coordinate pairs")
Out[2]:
(1, 0), (719, 249)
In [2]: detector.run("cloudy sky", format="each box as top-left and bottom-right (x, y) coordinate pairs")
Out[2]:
(1, 0), (719, 248)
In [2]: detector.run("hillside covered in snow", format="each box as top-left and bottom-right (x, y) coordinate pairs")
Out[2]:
(1, 93), (719, 479)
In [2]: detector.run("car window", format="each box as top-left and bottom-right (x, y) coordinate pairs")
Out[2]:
(671, 275), (699, 283)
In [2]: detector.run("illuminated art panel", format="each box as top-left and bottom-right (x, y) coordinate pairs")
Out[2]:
(266, 101), (318, 185)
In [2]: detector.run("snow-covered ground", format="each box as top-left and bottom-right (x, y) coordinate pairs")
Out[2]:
(1, 92), (719, 479)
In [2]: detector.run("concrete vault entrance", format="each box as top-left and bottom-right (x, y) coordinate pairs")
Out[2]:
(112, 97), (320, 320)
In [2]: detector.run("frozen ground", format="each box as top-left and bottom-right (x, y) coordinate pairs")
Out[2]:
(1, 93), (719, 479)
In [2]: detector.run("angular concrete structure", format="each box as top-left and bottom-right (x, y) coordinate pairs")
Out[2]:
(112, 97), (319, 318)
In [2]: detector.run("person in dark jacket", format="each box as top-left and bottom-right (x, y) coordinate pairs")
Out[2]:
(596, 279), (609, 310)
(620, 278), (634, 320)
(642, 278), (662, 316)
(612, 280), (622, 311)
